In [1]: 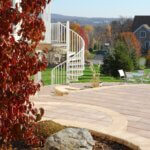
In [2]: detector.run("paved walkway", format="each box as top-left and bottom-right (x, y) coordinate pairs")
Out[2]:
(32, 84), (150, 149)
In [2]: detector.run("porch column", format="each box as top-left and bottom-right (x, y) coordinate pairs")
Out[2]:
(34, 50), (42, 84)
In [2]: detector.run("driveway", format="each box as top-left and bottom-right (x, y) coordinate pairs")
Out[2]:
(90, 54), (104, 65)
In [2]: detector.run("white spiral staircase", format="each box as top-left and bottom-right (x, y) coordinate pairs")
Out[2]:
(51, 22), (85, 85)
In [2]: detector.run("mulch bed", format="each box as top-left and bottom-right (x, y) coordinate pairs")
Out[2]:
(91, 131), (133, 150)
(10, 131), (135, 150)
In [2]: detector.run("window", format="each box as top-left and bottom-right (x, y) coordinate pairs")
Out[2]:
(140, 31), (146, 38)
(145, 41), (150, 50)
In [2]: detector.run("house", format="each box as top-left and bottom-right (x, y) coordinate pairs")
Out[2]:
(13, 0), (85, 85)
(132, 16), (150, 55)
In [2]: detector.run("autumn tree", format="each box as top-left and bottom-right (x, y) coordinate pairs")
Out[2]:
(101, 24), (113, 46)
(92, 25), (113, 51)
(105, 24), (112, 40)
(83, 25), (94, 49)
(83, 25), (94, 33)
(94, 26), (105, 47)
(111, 18), (133, 39)
(0, 0), (50, 147)
(121, 32), (141, 57)
(116, 32), (141, 69)
(70, 23), (89, 49)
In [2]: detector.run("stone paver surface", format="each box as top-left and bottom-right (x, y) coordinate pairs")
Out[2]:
(36, 102), (112, 127)
(34, 84), (150, 140)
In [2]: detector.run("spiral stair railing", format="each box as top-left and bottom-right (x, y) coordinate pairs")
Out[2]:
(51, 22), (85, 85)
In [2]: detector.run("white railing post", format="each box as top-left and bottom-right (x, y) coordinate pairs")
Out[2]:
(34, 72), (42, 84)
(66, 21), (70, 84)
(58, 22), (61, 43)
(80, 38), (85, 71)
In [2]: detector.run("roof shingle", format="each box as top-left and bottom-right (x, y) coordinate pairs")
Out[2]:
(132, 16), (150, 31)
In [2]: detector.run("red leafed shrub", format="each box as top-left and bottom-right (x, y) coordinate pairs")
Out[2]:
(0, 0), (50, 147)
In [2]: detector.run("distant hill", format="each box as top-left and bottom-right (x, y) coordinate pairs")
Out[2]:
(52, 14), (118, 26)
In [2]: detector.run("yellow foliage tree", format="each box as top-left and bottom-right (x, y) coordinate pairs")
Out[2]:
(121, 32), (141, 57)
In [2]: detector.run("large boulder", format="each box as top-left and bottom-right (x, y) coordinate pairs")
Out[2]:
(44, 128), (95, 150)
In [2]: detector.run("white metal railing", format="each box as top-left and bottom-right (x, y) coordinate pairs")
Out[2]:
(51, 61), (68, 85)
(51, 21), (85, 85)
(51, 22), (67, 44)
(67, 29), (85, 82)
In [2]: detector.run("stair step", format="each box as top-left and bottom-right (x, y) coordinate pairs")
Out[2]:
(68, 68), (84, 70)
(52, 43), (67, 47)
(68, 75), (83, 78)
(68, 64), (83, 67)
(68, 67), (84, 69)
(67, 74), (80, 77)
(68, 67), (83, 70)
(70, 79), (79, 82)
(69, 59), (82, 62)
(68, 66), (84, 69)
(67, 72), (83, 75)
(68, 52), (76, 56)
(67, 70), (83, 73)
(68, 72), (83, 75)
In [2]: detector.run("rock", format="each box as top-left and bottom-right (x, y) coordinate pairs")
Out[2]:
(54, 86), (69, 96)
(44, 128), (95, 150)
(47, 47), (66, 67)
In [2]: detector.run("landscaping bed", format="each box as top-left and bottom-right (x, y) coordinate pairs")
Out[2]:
(36, 121), (136, 150)
(8, 121), (137, 150)
(91, 131), (134, 150)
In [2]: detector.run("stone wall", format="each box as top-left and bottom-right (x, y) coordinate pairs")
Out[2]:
(47, 47), (66, 67)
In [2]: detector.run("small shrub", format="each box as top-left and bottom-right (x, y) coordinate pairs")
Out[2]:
(85, 50), (94, 61)
(139, 57), (146, 70)
(34, 120), (65, 146)
(89, 48), (93, 53)
(146, 50), (150, 68)
(146, 57), (150, 68)
(130, 49), (139, 69)
(94, 44), (98, 50)
(90, 64), (100, 87)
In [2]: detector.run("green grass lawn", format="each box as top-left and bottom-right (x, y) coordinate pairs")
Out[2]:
(42, 68), (52, 85)
(40, 66), (150, 85)
(41, 65), (123, 85)
(145, 69), (150, 74)
(143, 69), (150, 83)
(78, 65), (123, 83)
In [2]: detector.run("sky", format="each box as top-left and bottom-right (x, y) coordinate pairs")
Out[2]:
(51, 0), (150, 18)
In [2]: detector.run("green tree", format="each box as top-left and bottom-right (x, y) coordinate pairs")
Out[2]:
(101, 40), (134, 77)
(94, 43), (98, 50)
(130, 49), (139, 69)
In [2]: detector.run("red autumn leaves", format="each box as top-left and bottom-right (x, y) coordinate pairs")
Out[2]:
(0, 0), (50, 146)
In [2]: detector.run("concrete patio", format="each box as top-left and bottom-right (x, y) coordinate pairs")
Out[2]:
(32, 84), (150, 149)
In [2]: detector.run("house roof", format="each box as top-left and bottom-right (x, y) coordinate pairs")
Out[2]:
(132, 16), (150, 32)
(143, 24), (150, 30)
(134, 24), (150, 33)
